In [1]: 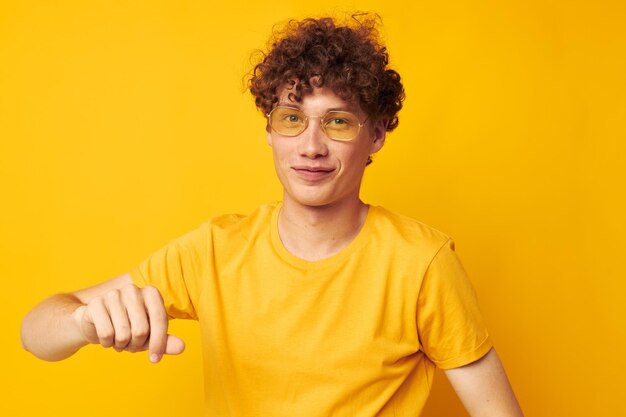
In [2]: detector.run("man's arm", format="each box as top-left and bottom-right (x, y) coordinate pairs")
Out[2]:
(444, 348), (523, 417)
(20, 273), (184, 362)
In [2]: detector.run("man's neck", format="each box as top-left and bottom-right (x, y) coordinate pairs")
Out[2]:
(278, 197), (369, 262)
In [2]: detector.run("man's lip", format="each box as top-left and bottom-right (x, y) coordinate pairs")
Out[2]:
(291, 166), (336, 181)
(291, 166), (335, 172)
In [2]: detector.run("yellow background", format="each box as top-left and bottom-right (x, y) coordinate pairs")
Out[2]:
(1, 1), (624, 416)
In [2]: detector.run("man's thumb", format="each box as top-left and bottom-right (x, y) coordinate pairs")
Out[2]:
(164, 334), (185, 355)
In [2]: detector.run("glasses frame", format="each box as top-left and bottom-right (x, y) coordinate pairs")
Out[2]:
(266, 106), (367, 142)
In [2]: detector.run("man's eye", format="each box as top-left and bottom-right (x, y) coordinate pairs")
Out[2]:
(327, 118), (350, 126)
(282, 114), (301, 123)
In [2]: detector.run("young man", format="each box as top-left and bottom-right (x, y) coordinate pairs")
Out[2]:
(21, 16), (523, 417)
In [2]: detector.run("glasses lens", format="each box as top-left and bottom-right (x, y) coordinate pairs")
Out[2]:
(269, 107), (306, 136)
(323, 111), (361, 141)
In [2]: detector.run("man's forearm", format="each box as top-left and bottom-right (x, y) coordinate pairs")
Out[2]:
(21, 293), (88, 361)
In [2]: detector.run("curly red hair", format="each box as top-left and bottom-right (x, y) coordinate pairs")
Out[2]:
(249, 14), (405, 131)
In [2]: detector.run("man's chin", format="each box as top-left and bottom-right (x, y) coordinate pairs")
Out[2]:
(283, 191), (335, 208)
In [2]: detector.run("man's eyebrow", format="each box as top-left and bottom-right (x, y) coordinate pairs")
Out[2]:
(328, 105), (359, 113)
(276, 101), (300, 108)
(275, 102), (360, 113)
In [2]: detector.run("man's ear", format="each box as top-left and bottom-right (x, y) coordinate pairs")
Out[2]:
(266, 122), (273, 146)
(369, 119), (387, 155)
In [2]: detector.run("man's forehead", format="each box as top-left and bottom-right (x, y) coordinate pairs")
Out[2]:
(276, 85), (363, 113)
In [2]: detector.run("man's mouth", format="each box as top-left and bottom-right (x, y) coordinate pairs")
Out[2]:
(291, 165), (336, 180)
(293, 166), (335, 172)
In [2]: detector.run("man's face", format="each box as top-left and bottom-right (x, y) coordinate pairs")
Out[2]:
(266, 86), (386, 209)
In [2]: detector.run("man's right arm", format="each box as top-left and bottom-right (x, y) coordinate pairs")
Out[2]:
(20, 273), (184, 363)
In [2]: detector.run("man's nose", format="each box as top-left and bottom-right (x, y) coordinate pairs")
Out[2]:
(298, 117), (328, 158)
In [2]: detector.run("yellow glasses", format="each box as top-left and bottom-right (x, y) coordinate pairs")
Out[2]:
(266, 106), (366, 141)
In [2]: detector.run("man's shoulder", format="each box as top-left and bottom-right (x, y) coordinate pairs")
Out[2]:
(199, 202), (277, 236)
(370, 205), (452, 251)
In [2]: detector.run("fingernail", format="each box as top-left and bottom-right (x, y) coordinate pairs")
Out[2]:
(150, 353), (161, 363)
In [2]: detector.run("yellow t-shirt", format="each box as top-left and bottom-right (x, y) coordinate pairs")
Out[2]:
(130, 203), (492, 417)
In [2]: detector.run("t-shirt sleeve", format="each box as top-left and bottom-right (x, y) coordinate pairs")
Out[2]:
(416, 238), (493, 369)
(129, 223), (208, 320)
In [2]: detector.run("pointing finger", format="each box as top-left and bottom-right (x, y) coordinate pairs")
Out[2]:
(142, 286), (168, 363)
